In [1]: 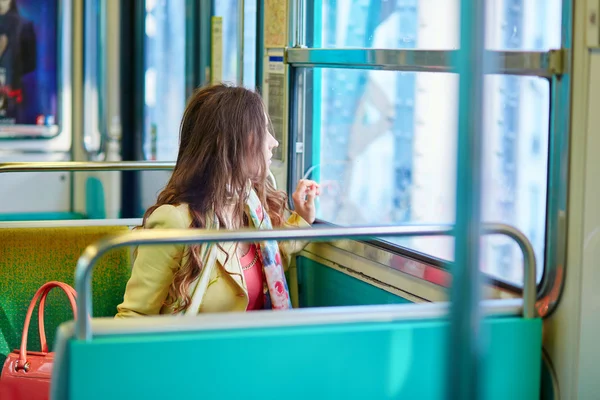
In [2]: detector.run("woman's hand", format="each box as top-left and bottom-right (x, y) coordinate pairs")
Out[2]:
(292, 179), (320, 224)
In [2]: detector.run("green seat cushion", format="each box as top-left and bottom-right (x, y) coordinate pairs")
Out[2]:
(0, 226), (131, 365)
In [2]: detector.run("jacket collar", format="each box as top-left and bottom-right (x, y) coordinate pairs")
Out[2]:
(207, 189), (262, 295)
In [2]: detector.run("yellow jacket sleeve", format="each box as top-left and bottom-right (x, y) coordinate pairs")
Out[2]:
(115, 205), (188, 318)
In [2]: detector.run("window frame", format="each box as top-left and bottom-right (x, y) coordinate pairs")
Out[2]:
(312, 218), (525, 296)
(289, 63), (554, 293)
(285, 0), (570, 311)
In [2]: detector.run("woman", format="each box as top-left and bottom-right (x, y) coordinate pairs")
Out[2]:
(116, 84), (319, 317)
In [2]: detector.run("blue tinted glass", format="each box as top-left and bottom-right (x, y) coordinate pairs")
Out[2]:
(143, 0), (187, 161)
(215, 0), (257, 88)
(215, 0), (239, 84)
(243, 0), (257, 88)
(306, 68), (549, 287)
(318, 0), (562, 51)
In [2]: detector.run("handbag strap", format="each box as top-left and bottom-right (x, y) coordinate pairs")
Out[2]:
(16, 281), (77, 371)
(38, 283), (77, 353)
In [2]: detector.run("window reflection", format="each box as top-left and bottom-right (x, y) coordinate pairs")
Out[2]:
(214, 0), (239, 84)
(306, 68), (549, 287)
(320, 0), (561, 51)
(243, 0), (257, 88)
(214, 0), (257, 88)
(143, 0), (186, 161)
(307, 0), (560, 286)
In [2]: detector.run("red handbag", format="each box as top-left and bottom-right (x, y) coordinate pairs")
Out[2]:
(0, 281), (77, 400)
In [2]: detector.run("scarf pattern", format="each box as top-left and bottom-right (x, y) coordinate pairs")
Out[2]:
(246, 189), (292, 310)
(185, 188), (293, 313)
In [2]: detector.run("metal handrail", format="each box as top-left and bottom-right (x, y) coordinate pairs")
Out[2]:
(0, 161), (176, 173)
(285, 48), (564, 77)
(74, 223), (536, 341)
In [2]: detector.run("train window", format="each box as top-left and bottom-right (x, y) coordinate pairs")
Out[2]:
(214, 0), (239, 84)
(317, 0), (562, 51)
(142, 1), (257, 162)
(299, 67), (549, 287)
(215, 0), (257, 88)
(83, 0), (101, 152)
(143, 0), (187, 161)
(242, 0), (258, 88)
(293, 0), (562, 288)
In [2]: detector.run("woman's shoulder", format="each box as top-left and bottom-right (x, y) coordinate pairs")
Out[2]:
(146, 204), (191, 229)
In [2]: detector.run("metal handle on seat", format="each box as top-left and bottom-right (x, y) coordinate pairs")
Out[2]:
(73, 223), (536, 341)
(0, 161), (175, 173)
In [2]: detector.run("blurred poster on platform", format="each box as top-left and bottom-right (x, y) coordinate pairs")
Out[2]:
(0, 0), (57, 134)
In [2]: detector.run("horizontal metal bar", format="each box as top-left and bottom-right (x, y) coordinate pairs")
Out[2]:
(75, 223), (537, 340)
(0, 161), (176, 173)
(285, 48), (564, 77)
(0, 218), (142, 229)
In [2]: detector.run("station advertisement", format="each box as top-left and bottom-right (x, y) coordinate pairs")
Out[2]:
(0, 0), (57, 129)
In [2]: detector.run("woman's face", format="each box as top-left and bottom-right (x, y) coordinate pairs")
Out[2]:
(248, 111), (279, 180)
(263, 120), (279, 168)
(0, 0), (11, 15)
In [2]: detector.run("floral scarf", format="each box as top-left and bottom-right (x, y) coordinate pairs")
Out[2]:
(246, 188), (292, 310)
(185, 187), (292, 313)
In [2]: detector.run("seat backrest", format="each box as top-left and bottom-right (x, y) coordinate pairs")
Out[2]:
(51, 301), (542, 400)
(0, 225), (132, 365)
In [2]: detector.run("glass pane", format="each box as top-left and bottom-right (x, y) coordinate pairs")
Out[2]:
(215, 0), (257, 88)
(243, 0), (257, 88)
(143, 0), (187, 161)
(303, 67), (549, 286)
(317, 0), (562, 51)
(215, 0), (239, 84)
(83, 0), (101, 152)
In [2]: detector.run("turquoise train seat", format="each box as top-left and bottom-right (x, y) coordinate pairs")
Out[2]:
(51, 299), (541, 399)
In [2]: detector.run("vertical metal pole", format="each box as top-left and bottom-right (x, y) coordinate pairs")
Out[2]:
(255, 0), (264, 93)
(286, 0), (306, 197)
(238, 0), (245, 85)
(293, 0), (304, 48)
(449, 0), (487, 398)
(98, 0), (108, 156)
(198, 0), (212, 86)
(539, 0), (572, 317)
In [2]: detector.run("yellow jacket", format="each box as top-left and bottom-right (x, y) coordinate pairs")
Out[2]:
(115, 203), (310, 317)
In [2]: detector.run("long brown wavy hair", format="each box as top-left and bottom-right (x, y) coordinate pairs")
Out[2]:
(141, 84), (288, 312)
